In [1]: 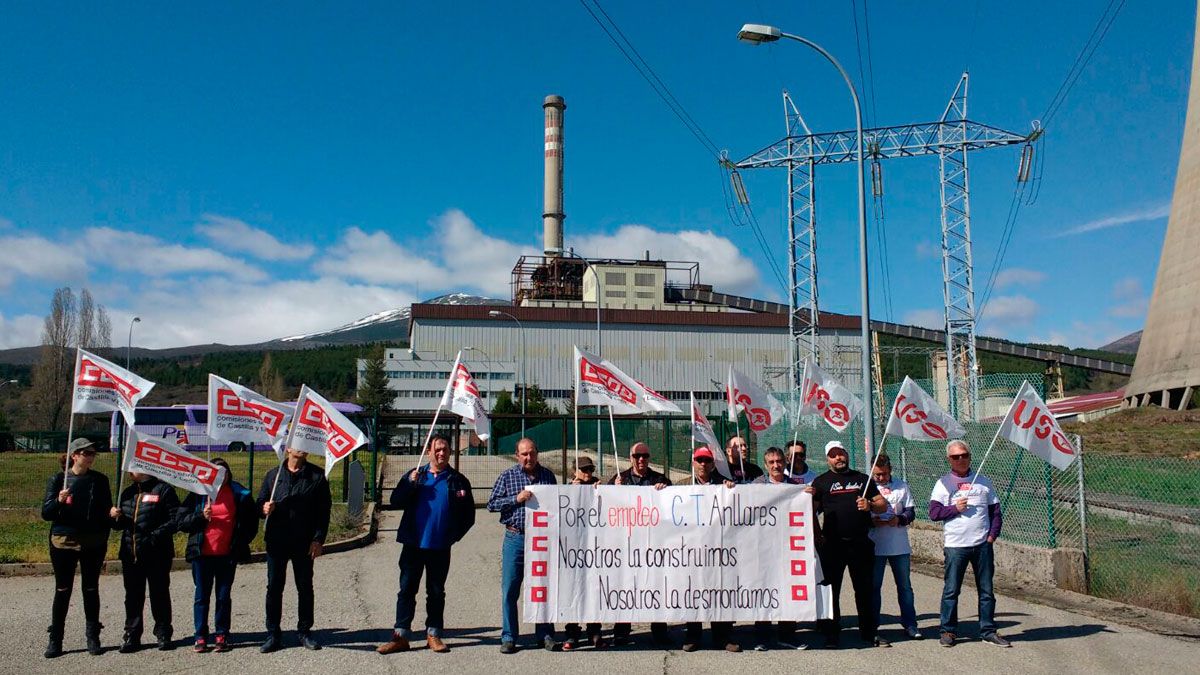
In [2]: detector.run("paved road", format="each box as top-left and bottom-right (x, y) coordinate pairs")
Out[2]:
(2, 508), (1192, 674)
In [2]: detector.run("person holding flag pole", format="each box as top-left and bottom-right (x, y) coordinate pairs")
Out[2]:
(68, 348), (155, 498)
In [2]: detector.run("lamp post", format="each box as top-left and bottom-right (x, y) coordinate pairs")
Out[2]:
(553, 247), (606, 471)
(488, 310), (527, 436)
(0, 379), (17, 391)
(464, 346), (493, 453)
(126, 316), (141, 369)
(737, 23), (876, 465)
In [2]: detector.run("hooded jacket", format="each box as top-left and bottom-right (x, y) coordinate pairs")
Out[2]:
(113, 476), (181, 562)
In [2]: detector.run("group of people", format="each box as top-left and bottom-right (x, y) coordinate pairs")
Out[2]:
(40, 437), (332, 658)
(42, 429), (1011, 658)
(386, 433), (1011, 655)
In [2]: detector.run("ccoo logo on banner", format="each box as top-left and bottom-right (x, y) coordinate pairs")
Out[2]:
(285, 385), (367, 476)
(522, 485), (831, 623)
(207, 375), (293, 460)
(72, 348), (155, 426)
(122, 432), (225, 499)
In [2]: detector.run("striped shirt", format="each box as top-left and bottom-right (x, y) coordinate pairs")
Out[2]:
(487, 463), (557, 532)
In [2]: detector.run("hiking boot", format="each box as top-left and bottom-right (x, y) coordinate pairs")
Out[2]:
(377, 634), (410, 654)
(119, 634), (141, 654)
(157, 634), (174, 651)
(939, 632), (956, 647)
(44, 628), (63, 659)
(427, 635), (449, 653)
(499, 641), (517, 654)
(85, 622), (103, 656)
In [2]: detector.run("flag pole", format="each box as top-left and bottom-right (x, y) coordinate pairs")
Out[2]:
(607, 405), (619, 474)
(63, 347), (81, 490)
(115, 421), (130, 497)
(264, 453), (287, 529)
(573, 393), (580, 471)
(862, 436), (888, 497)
(689, 393), (696, 486)
(414, 404), (445, 473)
(969, 423), (1006, 488)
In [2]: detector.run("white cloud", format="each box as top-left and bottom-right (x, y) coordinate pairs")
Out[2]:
(994, 267), (1046, 289)
(0, 311), (45, 349)
(82, 227), (266, 282)
(572, 225), (760, 295)
(196, 214), (315, 261)
(1109, 276), (1148, 319)
(914, 240), (938, 259)
(434, 210), (538, 296)
(0, 234), (89, 289)
(314, 227), (444, 286)
(1027, 321), (1131, 350)
(902, 308), (943, 329)
(1054, 202), (1171, 237)
(980, 294), (1039, 333)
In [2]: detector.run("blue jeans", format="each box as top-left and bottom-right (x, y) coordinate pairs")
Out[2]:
(500, 530), (553, 644)
(873, 554), (917, 630)
(940, 542), (996, 636)
(192, 556), (237, 639)
(394, 545), (451, 638)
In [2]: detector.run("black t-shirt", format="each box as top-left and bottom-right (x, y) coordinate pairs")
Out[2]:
(729, 460), (764, 484)
(811, 469), (880, 541)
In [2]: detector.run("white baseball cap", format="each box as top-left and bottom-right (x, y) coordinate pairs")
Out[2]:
(824, 440), (847, 457)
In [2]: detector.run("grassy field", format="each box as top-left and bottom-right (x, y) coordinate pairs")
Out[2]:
(1064, 407), (1200, 458)
(0, 450), (370, 564)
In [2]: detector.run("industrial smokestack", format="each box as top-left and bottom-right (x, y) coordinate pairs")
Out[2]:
(543, 95), (565, 256)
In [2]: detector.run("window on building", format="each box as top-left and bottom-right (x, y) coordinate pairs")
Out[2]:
(605, 271), (627, 286)
(634, 272), (656, 286)
(605, 289), (627, 298)
(635, 291), (655, 299)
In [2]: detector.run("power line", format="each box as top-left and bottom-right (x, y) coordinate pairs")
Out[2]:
(1041, 0), (1127, 126)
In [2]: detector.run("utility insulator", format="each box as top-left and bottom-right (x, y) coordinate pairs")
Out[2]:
(871, 159), (884, 198)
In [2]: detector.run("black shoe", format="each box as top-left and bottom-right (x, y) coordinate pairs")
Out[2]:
(85, 623), (103, 656)
(44, 631), (63, 659)
(157, 635), (174, 651)
(299, 632), (322, 651)
(260, 633), (282, 654)
(873, 636), (891, 648)
(541, 636), (560, 652)
(499, 641), (517, 654)
(119, 636), (141, 654)
(982, 633), (1012, 648)
(823, 638), (841, 650)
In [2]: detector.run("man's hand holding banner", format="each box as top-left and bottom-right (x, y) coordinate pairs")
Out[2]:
(286, 385), (367, 476)
(123, 431), (226, 500)
(72, 348), (155, 426)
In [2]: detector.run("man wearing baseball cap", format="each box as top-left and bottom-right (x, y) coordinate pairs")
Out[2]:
(810, 440), (889, 649)
(683, 447), (739, 653)
(608, 442), (671, 647)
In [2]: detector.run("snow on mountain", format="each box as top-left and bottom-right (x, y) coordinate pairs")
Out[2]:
(278, 293), (506, 344)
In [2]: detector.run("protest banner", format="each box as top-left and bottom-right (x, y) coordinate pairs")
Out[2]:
(286, 385), (367, 477)
(995, 380), (1078, 471)
(122, 431), (226, 500)
(883, 376), (966, 442)
(798, 358), (864, 433)
(441, 359), (491, 442)
(522, 485), (829, 623)
(207, 374), (293, 461)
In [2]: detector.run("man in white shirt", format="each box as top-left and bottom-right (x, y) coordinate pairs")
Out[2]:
(869, 454), (920, 640)
(929, 440), (1011, 648)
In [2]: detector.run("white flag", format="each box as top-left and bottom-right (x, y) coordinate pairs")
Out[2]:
(997, 381), (1078, 470)
(71, 348), (155, 427)
(798, 359), (864, 433)
(440, 352), (491, 442)
(206, 374), (293, 461)
(726, 366), (787, 433)
(574, 346), (670, 415)
(285, 385), (368, 476)
(691, 392), (732, 478)
(122, 431), (226, 500)
(883, 376), (966, 441)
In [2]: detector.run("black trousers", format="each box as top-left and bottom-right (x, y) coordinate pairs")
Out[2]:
(685, 622), (734, 645)
(817, 537), (877, 642)
(564, 622), (602, 641)
(49, 545), (105, 634)
(121, 554), (174, 639)
(754, 620), (798, 643)
(612, 622), (668, 640)
(265, 547), (315, 634)
(394, 545), (452, 636)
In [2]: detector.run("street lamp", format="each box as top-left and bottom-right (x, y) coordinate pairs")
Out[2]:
(126, 316), (141, 369)
(738, 23), (876, 465)
(0, 379), (17, 390)
(488, 310), (527, 436)
(551, 247), (606, 472)
(464, 346), (493, 453)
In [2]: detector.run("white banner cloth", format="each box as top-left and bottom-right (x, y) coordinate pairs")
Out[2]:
(883, 376), (966, 441)
(997, 381), (1078, 470)
(72, 348), (155, 426)
(285, 385), (367, 476)
(122, 431), (226, 499)
(441, 354), (491, 441)
(522, 485), (829, 623)
(726, 367), (787, 433)
(206, 374), (293, 460)
(798, 359), (864, 433)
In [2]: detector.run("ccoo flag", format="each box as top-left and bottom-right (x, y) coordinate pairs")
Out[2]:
(726, 366), (787, 433)
(206, 374), (294, 461)
(574, 346), (675, 415)
(72, 348), (155, 427)
(996, 381), (1078, 471)
(123, 430), (226, 500)
(883, 376), (966, 441)
(797, 359), (864, 433)
(440, 352), (491, 441)
(285, 385), (368, 476)
(690, 392), (732, 478)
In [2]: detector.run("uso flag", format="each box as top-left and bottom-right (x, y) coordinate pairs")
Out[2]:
(726, 366), (787, 433)
(883, 376), (966, 441)
(123, 431), (226, 499)
(206, 374), (293, 461)
(996, 381), (1078, 471)
(286, 385), (367, 476)
(71, 348), (155, 427)
(440, 352), (491, 441)
(797, 359), (864, 433)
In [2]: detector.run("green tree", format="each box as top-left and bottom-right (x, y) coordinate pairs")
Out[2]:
(356, 345), (393, 413)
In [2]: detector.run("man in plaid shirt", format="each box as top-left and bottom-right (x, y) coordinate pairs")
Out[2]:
(487, 438), (558, 654)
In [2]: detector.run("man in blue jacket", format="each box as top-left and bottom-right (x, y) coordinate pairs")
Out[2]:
(377, 434), (475, 655)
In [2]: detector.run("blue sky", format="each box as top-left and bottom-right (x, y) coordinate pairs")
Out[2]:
(0, 1), (1192, 350)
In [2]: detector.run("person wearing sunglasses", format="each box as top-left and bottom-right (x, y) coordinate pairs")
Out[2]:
(929, 440), (1009, 649)
(562, 455), (606, 651)
(682, 447), (739, 653)
(40, 438), (113, 658)
(608, 442), (671, 647)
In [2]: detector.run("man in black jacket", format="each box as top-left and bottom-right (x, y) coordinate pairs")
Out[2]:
(608, 442), (671, 647)
(110, 472), (180, 652)
(377, 434), (475, 655)
(258, 447), (332, 653)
